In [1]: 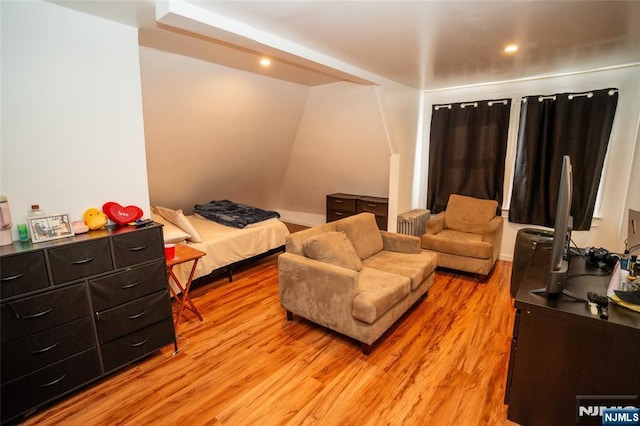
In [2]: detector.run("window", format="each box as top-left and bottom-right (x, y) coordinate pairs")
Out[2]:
(508, 88), (618, 231)
(427, 99), (511, 213)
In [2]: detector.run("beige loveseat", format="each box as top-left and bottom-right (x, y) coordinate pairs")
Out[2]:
(421, 194), (503, 276)
(278, 213), (437, 354)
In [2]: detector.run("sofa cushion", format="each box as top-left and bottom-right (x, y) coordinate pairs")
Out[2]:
(422, 229), (493, 259)
(303, 231), (363, 271)
(286, 222), (338, 256)
(337, 213), (384, 260)
(352, 268), (410, 324)
(444, 194), (498, 234)
(363, 250), (437, 290)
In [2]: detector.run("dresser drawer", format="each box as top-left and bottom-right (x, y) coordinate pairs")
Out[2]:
(1, 317), (95, 383)
(48, 239), (113, 284)
(1, 283), (90, 344)
(1, 251), (50, 299)
(356, 198), (388, 217)
(327, 194), (357, 213)
(95, 290), (172, 344)
(90, 261), (167, 311)
(327, 210), (356, 222)
(113, 227), (164, 269)
(1, 348), (101, 422)
(101, 318), (175, 372)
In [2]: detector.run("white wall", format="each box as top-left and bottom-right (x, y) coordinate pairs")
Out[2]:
(277, 82), (391, 226)
(375, 83), (422, 231)
(419, 65), (640, 259)
(140, 46), (309, 214)
(1, 1), (148, 238)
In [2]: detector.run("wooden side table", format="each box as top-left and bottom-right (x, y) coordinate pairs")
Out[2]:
(166, 244), (206, 330)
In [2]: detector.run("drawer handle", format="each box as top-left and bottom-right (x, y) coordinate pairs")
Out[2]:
(130, 338), (149, 348)
(334, 200), (343, 203)
(367, 203), (376, 207)
(129, 245), (148, 252)
(1, 273), (25, 282)
(128, 310), (146, 320)
(121, 281), (141, 289)
(21, 307), (53, 319)
(335, 212), (344, 216)
(71, 257), (95, 265)
(40, 374), (66, 388)
(32, 342), (59, 354)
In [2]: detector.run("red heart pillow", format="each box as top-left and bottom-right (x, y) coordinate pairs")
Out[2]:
(103, 202), (143, 226)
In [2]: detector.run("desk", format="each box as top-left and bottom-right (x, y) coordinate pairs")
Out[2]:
(505, 245), (640, 426)
(166, 244), (205, 330)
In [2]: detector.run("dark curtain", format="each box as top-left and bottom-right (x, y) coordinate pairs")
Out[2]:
(509, 88), (618, 231)
(427, 99), (511, 214)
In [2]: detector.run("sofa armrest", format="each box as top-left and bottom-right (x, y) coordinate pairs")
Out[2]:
(483, 216), (504, 260)
(278, 252), (359, 323)
(424, 212), (444, 235)
(380, 231), (421, 254)
(482, 216), (503, 244)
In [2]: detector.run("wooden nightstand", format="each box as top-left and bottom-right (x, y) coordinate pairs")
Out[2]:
(166, 244), (206, 330)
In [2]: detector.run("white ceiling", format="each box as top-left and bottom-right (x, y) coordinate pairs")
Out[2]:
(54, 0), (640, 90)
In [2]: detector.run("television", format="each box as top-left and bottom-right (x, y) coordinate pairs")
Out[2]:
(531, 155), (585, 302)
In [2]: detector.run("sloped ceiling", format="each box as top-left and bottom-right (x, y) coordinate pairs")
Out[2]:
(52, 0), (640, 90)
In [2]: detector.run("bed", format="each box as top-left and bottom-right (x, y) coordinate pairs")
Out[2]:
(151, 201), (290, 286)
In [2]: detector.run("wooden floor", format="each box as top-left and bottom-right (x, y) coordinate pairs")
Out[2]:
(21, 256), (517, 426)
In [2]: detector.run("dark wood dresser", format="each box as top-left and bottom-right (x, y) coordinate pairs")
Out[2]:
(0, 223), (176, 423)
(326, 193), (389, 230)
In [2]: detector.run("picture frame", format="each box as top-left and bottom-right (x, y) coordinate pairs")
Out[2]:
(28, 213), (75, 243)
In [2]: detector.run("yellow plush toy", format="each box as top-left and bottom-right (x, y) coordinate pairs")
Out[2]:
(84, 208), (108, 230)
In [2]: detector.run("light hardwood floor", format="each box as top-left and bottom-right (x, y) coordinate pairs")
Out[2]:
(21, 255), (517, 425)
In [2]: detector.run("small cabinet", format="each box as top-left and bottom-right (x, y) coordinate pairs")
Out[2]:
(0, 223), (176, 424)
(326, 193), (389, 230)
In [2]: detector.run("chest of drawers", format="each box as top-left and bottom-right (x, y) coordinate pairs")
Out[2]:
(326, 193), (389, 230)
(0, 224), (176, 423)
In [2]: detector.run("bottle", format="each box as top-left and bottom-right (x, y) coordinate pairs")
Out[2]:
(621, 249), (630, 271)
(27, 204), (45, 219)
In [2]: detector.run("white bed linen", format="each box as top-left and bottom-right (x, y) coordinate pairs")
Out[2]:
(169, 214), (290, 286)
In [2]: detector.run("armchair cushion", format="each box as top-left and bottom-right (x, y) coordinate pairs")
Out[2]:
(422, 230), (492, 259)
(352, 268), (410, 324)
(303, 231), (363, 272)
(444, 194), (498, 234)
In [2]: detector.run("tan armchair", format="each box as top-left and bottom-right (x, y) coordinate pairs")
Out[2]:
(421, 194), (503, 276)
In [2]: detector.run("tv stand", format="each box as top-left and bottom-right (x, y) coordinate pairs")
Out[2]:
(529, 287), (586, 302)
(505, 244), (640, 425)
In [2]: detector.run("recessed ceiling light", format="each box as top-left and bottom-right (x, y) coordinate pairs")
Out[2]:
(259, 58), (271, 66)
(504, 44), (519, 54)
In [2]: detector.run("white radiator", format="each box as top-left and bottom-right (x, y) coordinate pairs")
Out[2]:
(397, 209), (431, 237)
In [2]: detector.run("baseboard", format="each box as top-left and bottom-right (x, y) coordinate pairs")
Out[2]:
(278, 210), (326, 228)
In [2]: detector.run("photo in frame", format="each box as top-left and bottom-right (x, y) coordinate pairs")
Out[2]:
(28, 213), (75, 243)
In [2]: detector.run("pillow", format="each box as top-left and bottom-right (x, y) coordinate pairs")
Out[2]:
(154, 206), (203, 243)
(337, 213), (384, 260)
(151, 213), (191, 244)
(303, 231), (363, 271)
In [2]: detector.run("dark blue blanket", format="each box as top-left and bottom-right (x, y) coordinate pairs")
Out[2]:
(194, 200), (280, 229)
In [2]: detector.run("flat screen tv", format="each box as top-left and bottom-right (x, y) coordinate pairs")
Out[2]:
(531, 155), (585, 302)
